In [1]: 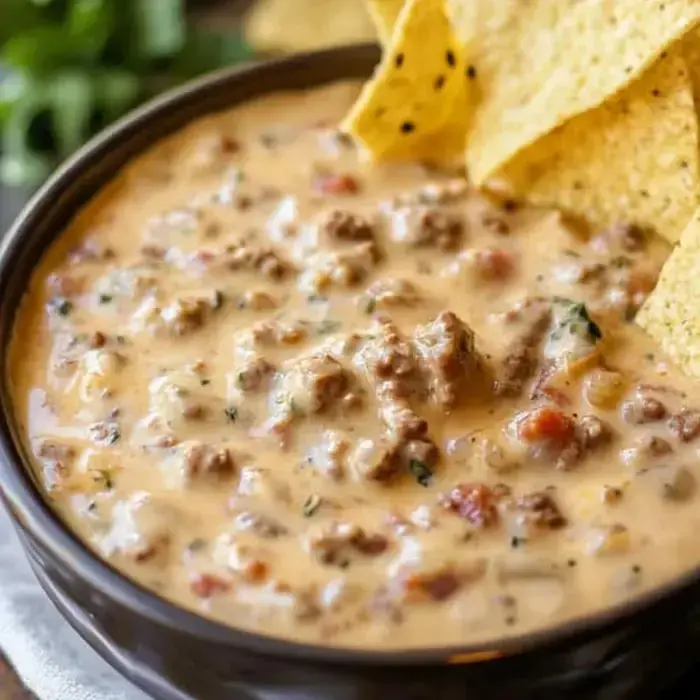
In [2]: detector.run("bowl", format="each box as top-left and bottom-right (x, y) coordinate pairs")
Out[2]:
(2, 44), (700, 700)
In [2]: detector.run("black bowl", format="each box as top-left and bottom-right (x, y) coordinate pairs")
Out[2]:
(2, 45), (700, 700)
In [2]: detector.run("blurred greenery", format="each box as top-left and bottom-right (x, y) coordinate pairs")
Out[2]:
(0, 0), (253, 186)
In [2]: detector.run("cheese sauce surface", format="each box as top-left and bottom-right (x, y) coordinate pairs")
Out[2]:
(10, 81), (700, 649)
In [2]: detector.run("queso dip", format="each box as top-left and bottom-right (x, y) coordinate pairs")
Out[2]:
(10, 82), (700, 648)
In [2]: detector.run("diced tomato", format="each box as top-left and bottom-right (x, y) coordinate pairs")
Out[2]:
(518, 407), (575, 444)
(476, 248), (516, 280)
(191, 249), (217, 265)
(241, 560), (269, 584)
(190, 573), (231, 598)
(315, 173), (360, 195)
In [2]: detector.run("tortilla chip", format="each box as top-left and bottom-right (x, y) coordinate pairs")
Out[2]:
(453, 0), (700, 185)
(366, 0), (406, 45)
(495, 49), (700, 243)
(342, 0), (472, 162)
(244, 0), (375, 53)
(637, 210), (700, 376)
(683, 27), (700, 105)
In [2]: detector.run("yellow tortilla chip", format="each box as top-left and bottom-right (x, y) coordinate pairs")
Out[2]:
(637, 210), (700, 376)
(342, 0), (472, 162)
(244, 0), (375, 53)
(366, 0), (406, 45)
(683, 27), (700, 105)
(454, 0), (700, 185)
(495, 49), (700, 243)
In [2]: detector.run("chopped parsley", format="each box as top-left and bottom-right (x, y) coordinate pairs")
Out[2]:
(105, 426), (121, 445)
(225, 406), (238, 423)
(307, 294), (328, 304)
(302, 493), (323, 517)
(364, 297), (377, 314)
(187, 538), (208, 553)
(51, 298), (73, 317)
(562, 249), (581, 258)
(409, 459), (433, 487)
(316, 319), (342, 335)
(98, 294), (113, 304)
(212, 290), (225, 310)
(550, 297), (602, 344)
(93, 468), (115, 490)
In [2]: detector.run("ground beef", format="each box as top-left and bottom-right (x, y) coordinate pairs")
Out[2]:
(306, 521), (389, 566)
(576, 414), (613, 450)
(356, 319), (419, 400)
(233, 511), (289, 538)
(598, 222), (647, 253)
(160, 297), (212, 336)
(390, 206), (464, 250)
(306, 430), (351, 480)
(225, 244), (290, 279)
(36, 439), (75, 490)
(515, 491), (567, 529)
(402, 568), (463, 602)
(276, 352), (353, 416)
(236, 357), (276, 392)
(321, 209), (374, 242)
(439, 483), (500, 527)
(621, 392), (667, 424)
(363, 278), (419, 310)
(380, 401), (428, 440)
(413, 311), (481, 411)
(668, 409), (700, 443)
(494, 300), (551, 397)
(351, 436), (438, 483)
(181, 442), (235, 479)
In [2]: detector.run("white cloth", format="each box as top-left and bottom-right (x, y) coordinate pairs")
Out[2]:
(0, 505), (150, 699)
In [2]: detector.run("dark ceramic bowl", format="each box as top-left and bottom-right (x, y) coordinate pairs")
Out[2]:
(2, 45), (700, 700)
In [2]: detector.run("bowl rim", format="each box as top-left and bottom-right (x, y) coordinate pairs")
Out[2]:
(1, 42), (700, 667)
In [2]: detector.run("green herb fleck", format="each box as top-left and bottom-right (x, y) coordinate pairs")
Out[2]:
(51, 298), (73, 317)
(212, 290), (224, 310)
(93, 468), (114, 490)
(317, 319), (341, 335)
(551, 298), (602, 343)
(200, 378), (211, 386)
(307, 294), (328, 304)
(364, 297), (377, 314)
(225, 406), (238, 422)
(105, 427), (121, 445)
(409, 459), (433, 487)
(302, 493), (322, 517)
(99, 294), (113, 304)
(187, 537), (208, 553)
(610, 255), (632, 269)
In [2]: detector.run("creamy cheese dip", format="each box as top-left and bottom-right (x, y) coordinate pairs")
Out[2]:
(10, 81), (700, 649)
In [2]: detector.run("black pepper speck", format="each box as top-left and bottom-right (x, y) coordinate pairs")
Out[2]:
(446, 49), (456, 67)
(400, 121), (416, 134)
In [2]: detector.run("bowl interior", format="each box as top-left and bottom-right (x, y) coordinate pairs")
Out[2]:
(2, 43), (700, 667)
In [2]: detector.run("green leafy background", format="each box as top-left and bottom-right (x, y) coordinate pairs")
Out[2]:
(0, 0), (253, 186)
